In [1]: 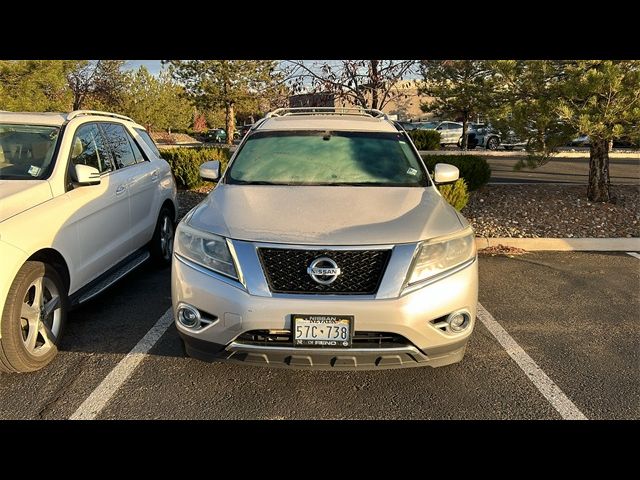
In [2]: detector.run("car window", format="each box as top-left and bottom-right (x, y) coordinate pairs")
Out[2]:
(70, 123), (113, 174)
(101, 123), (137, 169)
(134, 127), (161, 158)
(123, 129), (147, 163)
(227, 130), (429, 187)
(127, 135), (146, 163)
(0, 124), (60, 180)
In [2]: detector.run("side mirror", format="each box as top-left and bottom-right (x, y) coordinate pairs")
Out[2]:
(200, 160), (220, 181)
(434, 163), (459, 184)
(74, 164), (101, 186)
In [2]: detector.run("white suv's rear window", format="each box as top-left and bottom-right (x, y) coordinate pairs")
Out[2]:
(134, 128), (161, 158)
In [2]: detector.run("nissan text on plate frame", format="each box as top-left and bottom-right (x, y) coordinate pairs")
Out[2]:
(172, 107), (478, 370)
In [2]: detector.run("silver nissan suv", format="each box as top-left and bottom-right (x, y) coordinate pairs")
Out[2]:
(172, 108), (478, 370)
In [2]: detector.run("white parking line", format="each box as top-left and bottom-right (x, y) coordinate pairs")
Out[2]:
(69, 301), (587, 420)
(626, 252), (640, 260)
(69, 308), (174, 420)
(477, 303), (587, 420)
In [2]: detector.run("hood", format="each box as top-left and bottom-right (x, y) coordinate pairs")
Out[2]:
(0, 180), (53, 223)
(188, 184), (464, 245)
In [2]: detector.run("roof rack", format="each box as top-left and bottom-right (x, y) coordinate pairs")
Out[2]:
(265, 107), (388, 120)
(67, 110), (134, 122)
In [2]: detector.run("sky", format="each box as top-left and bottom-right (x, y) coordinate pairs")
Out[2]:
(122, 60), (340, 77)
(124, 60), (163, 75)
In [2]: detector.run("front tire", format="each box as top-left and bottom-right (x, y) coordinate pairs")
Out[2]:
(150, 207), (175, 267)
(486, 136), (500, 150)
(0, 261), (67, 373)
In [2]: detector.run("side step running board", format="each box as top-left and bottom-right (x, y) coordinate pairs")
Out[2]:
(77, 251), (150, 305)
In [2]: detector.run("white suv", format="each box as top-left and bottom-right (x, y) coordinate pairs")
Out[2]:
(0, 110), (177, 373)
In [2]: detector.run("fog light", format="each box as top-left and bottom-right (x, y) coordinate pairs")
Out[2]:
(177, 304), (201, 328)
(447, 311), (470, 333)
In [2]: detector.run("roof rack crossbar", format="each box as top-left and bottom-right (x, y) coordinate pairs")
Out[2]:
(265, 107), (388, 120)
(67, 110), (134, 122)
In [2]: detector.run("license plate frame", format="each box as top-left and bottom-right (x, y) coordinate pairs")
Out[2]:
(292, 314), (354, 348)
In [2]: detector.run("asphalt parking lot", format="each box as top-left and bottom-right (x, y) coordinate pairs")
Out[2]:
(0, 252), (638, 420)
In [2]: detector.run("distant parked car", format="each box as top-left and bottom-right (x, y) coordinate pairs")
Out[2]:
(205, 128), (227, 143)
(569, 134), (638, 149)
(418, 121), (464, 147)
(397, 121), (419, 131)
(500, 130), (528, 151)
(465, 123), (501, 150)
(205, 128), (242, 144)
(238, 124), (253, 139)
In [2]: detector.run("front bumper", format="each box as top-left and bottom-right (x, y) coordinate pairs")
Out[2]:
(172, 251), (478, 370)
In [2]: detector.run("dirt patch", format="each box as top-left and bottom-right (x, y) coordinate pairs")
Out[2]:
(464, 184), (640, 238)
(478, 244), (528, 256)
(152, 132), (200, 145)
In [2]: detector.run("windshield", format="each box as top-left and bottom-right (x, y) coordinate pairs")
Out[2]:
(226, 130), (428, 187)
(0, 124), (60, 180)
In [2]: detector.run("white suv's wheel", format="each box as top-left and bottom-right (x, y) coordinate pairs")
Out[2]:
(150, 207), (175, 267)
(0, 261), (67, 373)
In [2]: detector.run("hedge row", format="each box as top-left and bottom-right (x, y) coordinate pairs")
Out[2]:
(160, 147), (231, 190)
(407, 129), (441, 150)
(421, 154), (491, 191)
(437, 179), (469, 211)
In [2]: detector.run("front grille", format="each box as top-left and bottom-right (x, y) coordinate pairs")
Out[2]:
(258, 248), (391, 294)
(235, 330), (412, 349)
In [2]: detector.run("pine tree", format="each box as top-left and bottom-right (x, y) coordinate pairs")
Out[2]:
(557, 60), (640, 202)
(167, 60), (282, 145)
(419, 61), (492, 150)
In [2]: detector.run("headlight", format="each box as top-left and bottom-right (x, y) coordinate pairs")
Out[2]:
(175, 224), (238, 280)
(406, 228), (476, 286)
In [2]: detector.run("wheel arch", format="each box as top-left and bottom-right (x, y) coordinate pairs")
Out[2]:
(160, 198), (177, 222)
(28, 249), (70, 294)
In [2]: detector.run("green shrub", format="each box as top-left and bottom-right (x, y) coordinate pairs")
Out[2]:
(407, 129), (441, 150)
(437, 178), (469, 211)
(160, 147), (231, 190)
(421, 154), (491, 191)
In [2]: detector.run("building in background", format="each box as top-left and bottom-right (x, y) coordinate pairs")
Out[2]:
(288, 81), (434, 121)
(289, 92), (335, 108)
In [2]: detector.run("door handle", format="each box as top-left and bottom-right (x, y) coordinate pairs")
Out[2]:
(116, 184), (127, 196)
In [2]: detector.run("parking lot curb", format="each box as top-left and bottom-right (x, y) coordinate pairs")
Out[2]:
(475, 237), (640, 251)
(420, 150), (640, 159)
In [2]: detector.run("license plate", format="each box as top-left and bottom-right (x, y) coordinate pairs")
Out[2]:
(292, 314), (353, 348)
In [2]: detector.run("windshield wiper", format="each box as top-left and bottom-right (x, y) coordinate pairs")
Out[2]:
(0, 175), (31, 180)
(315, 182), (388, 186)
(228, 179), (280, 185)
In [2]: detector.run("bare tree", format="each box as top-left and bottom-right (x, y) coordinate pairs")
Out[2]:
(67, 60), (126, 110)
(286, 60), (418, 111)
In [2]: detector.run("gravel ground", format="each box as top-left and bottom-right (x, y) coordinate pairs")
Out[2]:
(177, 184), (640, 238)
(464, 184), (640, 238)
(177, 186), (213, 219)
